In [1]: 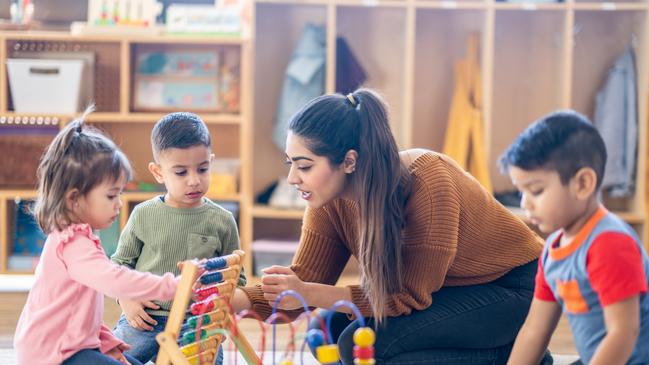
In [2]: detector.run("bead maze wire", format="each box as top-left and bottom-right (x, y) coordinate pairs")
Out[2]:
(154, 251), (374, 365)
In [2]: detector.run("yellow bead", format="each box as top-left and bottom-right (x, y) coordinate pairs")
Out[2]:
(354, 359), (376, 365)
(278, 359), (294, 365)
(353, 328), (376, 347)
(316, 344), (340, 364)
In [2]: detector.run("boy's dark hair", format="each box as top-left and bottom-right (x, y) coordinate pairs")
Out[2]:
(499, 110), (607, 189)
(151, 112), (211, 158)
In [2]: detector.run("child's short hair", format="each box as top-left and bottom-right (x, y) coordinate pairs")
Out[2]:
(34, 110), (132, 233)
(151, 112), (211, 159)
(499, 110), (607, 189)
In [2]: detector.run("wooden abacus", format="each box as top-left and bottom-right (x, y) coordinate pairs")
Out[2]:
(155, 250), (261, 365)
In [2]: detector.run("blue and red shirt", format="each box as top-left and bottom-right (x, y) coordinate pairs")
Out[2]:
(535, 206), (649, 364)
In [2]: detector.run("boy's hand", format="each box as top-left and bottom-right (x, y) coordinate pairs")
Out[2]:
(106, 344), (131, 364)
(119, 299), (160, 331)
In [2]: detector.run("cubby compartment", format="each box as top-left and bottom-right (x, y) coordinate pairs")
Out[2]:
(337, 5), (408, 139)
(253, 3), (328, 199)
(572, 10), (647, 217)
(491, 10), (568, 192)
(412, 8), (485, 152)
(129, 43), (241, 114)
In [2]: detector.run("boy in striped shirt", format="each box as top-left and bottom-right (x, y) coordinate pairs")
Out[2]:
(112, 112), (246, 365)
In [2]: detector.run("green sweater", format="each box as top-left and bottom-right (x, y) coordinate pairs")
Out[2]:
(111, 196), (246, 315)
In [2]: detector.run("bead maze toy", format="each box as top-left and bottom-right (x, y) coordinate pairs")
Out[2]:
(154, 249), (375, 365)
(304, 301), (376, 365)
(269, 291), (376, 365)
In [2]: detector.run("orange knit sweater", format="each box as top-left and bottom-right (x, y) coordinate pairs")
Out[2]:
(243, 152), (543, 318)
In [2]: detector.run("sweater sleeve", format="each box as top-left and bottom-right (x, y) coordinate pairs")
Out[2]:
(98, 324), (124, 353)
(60, 234), (178, 301)
(242, 205), (351, 319)
(111, 206), (143, 269)
(349, 169), (460, 317)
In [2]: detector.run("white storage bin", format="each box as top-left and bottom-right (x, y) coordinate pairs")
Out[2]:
(252, 240), (299, 276)
(7, 58), (84, 114)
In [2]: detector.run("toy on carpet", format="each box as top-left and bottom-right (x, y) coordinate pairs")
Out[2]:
(155, 250), (375, 365)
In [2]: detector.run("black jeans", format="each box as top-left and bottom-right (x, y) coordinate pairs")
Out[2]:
(309, 260), (537, 365)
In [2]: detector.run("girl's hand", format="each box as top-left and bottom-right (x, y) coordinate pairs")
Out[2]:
(119, 299), (160, 331)
(106, 344), (131, 364)
(261, 266), (308, 310)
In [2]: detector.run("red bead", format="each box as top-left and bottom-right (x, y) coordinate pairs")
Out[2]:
(195, 285), (220, 301)
(353, 345), (374, 359)
(190, 299), (214, 315)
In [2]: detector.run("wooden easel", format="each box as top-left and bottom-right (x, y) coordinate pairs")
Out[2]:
(155, 250), (261, 365)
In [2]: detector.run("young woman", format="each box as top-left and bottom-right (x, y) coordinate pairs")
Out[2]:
(233, 89), (545, 365)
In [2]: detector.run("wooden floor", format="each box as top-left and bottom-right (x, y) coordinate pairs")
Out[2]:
(0, 292), (577, 355)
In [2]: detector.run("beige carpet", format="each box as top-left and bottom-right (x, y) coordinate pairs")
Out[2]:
(0, 349), (580, 364)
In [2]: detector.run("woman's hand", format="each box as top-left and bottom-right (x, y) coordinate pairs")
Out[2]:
(261, 266), (308, 310)
(106, 343), (131, 364)
(119, 299), (160, 331)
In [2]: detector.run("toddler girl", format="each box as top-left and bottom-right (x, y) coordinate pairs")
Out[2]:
(14, 112), (179, 365)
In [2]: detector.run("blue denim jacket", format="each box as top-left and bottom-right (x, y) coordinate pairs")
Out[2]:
(594, 46), (637, 197)
(273, 23), (326, 150)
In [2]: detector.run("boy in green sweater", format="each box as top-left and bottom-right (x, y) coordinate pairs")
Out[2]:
(112, 112), (246, 364)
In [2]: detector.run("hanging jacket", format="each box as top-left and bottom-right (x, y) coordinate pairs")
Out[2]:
(336, 37), (367, 94)
(273, 23), (326, 150)
(594, 46), (637, 198)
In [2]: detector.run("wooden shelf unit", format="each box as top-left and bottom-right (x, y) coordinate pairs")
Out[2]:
(2, 2), (649, 274)
(0, 31), (253, 274)
(246, 0), (649, 256)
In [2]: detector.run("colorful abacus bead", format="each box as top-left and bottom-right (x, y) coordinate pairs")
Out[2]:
(195, 284), (220, 301)
(278, 359), (294, 365)
(204, 256), (227, 270)
(200, 271), (223, 285)
(190, 298), (215, 315)
(316, 344), (340, 365)
(353, 327), (376, 365)
(186, 310), (226, 327)
(181, 328), (207, 344)
(186, 348), (216, 365)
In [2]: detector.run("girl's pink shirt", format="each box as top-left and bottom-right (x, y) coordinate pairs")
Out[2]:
(13, 223), (179, 365)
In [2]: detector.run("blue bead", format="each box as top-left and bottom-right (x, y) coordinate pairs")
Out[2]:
(204, 257), (227, 270)
(306, 328), (325, 348)
(200, 271), (223, 285)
